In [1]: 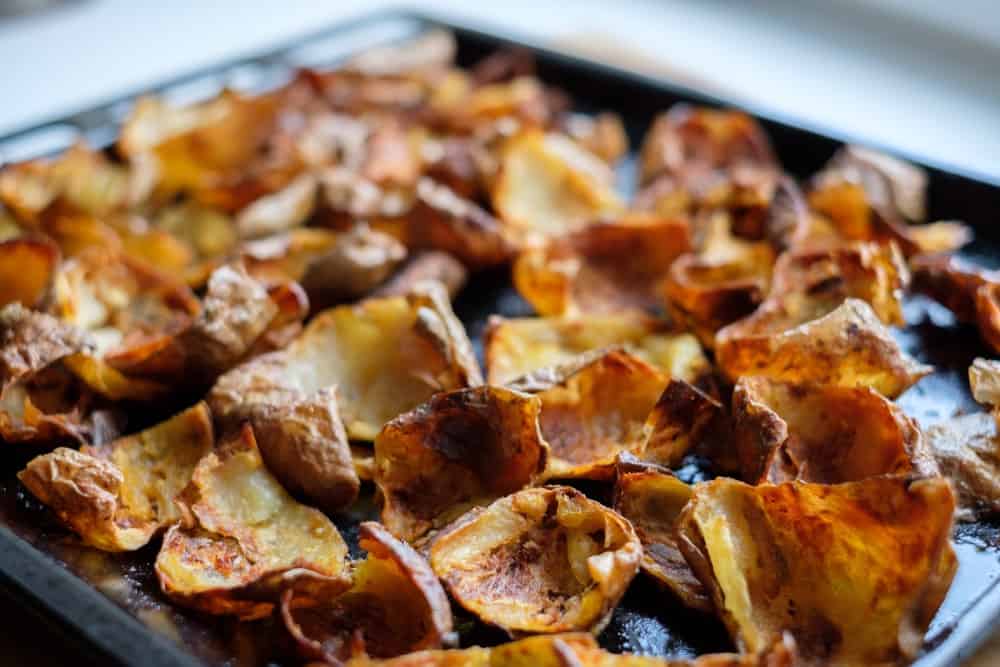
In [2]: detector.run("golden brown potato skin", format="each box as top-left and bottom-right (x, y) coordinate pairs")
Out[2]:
(282, 521), (454, 663)
(678, 476), (956, 666)
(639, 378), (727, 470)
(374, 386), (548, 543)
(155, 425), (350, 619)
(429, 486), (641, 636)
(512, 349), (668, 480)
(733, 377), (937, 484)
(371, 251), (468, 300)
(0, 238), (59, 309)
(613, 463), (710, 612)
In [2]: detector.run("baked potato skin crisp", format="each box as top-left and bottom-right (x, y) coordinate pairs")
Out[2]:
(18, 402), (213, 551)
(733, 377), (937, 484)
(155, 424), (350, 619)
(678, 476), (956, 666)
(428, 486), (641, 636)
(374, 386), (548, 544)
(282, 521), (454, 663)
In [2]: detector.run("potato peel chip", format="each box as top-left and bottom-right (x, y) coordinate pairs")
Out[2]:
(678, 476), (956, 665)
(733, 376), (936, 484)
(282, 521), (454, 663)
(613, 462), (710, 612)
(374, 385), (548, 544)
(155, 424), (350, 619)
(18, 403), (213, 551)
(0, 237), (59, 309)
(485, 314), (708, 387)
(429, 486), (641, 636)
(513, 215), (691, 316)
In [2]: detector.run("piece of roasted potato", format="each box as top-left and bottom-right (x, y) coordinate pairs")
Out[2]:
(18, 403), (213, 551)
(282, 521), (454, 663)
(0, 304), (106, 445)
(733, 377), (936, 483)
(911, 254), (1000, 355)
(493, 130), (623, 240)
(370, 250), (468, 300)
(638, 105), (775, 187)
(0, 237), (60, 309)
(485, 313), (709, 387)
(429, 486), (641, 636)
(513, 214), (690, 316)
(155, 424), (350, 619)
(678, 476), (956, 666)
(406, 178), (517, 269)
(374, 386), (548, 543)
(717, 298), (930, 397)
(639, 379), (728, 470)
(808, 145), (970, 256)
(612, 462), (710, 611)
(52, 247), (200, 357)
(235, 173), (318, 239)
(508, 349), (667, 480)
(661, 212), (774, 347)
(105, 263), (307, 387)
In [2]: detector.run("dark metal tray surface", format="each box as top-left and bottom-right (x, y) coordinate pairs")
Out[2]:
(1, 9), (999, 667)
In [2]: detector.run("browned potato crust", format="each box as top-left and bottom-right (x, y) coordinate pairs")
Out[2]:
(678, 476), (956, 666)
(485, 314), (708, 387)
(282, 521), (454, 663)
(429, 486), (641, 636)
(613, 463), (710, 611)
(155, 424), (350, 619)
(18, 403), (213, 551)
(513, 215), (691, 316)
(0, 237), (59, 309)
(374, 386), (548, 543)
(493, 130), (623, 240)
(370, 251), (468, 300)
(639, 379), (728, 470)
(716, 297), (929, 398)
(733, 376), (936, 483)
(510, 349), (667, 480)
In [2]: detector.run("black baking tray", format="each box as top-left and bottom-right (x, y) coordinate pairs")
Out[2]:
(2, 8), (1000, 667)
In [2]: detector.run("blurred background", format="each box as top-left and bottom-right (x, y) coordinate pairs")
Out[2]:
(1, 0), (999, 181)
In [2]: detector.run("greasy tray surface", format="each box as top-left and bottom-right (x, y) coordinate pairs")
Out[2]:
(1, 9), (1000, 667)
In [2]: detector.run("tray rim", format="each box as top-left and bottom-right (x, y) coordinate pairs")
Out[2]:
(0, 7), (997, 667)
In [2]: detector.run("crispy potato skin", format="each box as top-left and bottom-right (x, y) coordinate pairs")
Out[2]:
(512, 349), (667, 480)
(374, 386), (548, 543)
(0, 238), (59, 309)
(484, 314), (708, 388)
(926, 413), (1000, 518)
(429, 486), (641, 636)
(678, 476), (956, 666)
(0, 304), (93, 389)
(640, 379), (726, 469)
(18, 403), (213, 551)
(371, 251), (468, 301)
(911, 255), (1000, 355)
(155, 425), (350, 619)
(613, 466), (710, 612)
(513, 215), (691, 317)
(282, 521), (454, 663)
(733, 377), (937, 484)
(716, 298), (930, 397)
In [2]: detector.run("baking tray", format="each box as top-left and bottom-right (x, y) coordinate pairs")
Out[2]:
(1, 8), (1000, 667)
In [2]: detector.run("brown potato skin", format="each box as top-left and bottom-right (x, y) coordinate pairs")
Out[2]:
(282, 521), (454, 663)
(732, 377), (937, 484)
(374, 386), (548, 543)
(0, 303), (93, 389)
(678, 476), (956, 666)
(0, 238), (59, 309)
(613, 464), (711, 612)
(429, 486), (641, 636)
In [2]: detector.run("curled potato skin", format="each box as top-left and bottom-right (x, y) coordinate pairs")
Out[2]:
(282, 521), (454, 663)
(733, 377), (937, 484)
(678, 476), (956, 666)
(429, 485), (641, 636)
(374, 385), (548, 543)
(613, 462), (710, 612)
